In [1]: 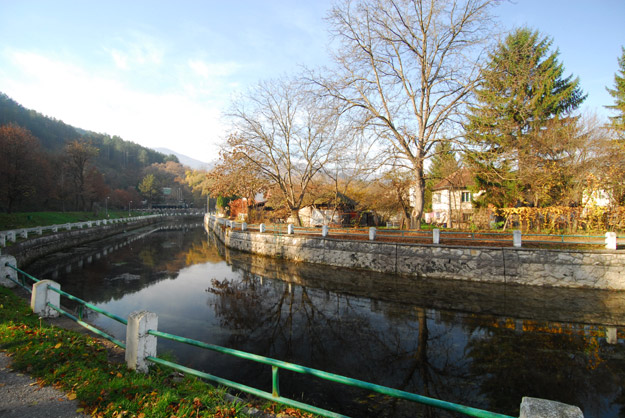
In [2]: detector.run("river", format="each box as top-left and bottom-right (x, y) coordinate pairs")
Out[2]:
(28, 223), (625, 417)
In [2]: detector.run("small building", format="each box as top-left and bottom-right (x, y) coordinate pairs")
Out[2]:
(298, 192), (359, 227)
(429, 168), (477, 228)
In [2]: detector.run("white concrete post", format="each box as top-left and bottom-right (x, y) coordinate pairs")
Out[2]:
(513, 230), (522, 248)
(0, 255), (18, 288)
(36, 227), (43, 235)
(260, 223), (266, 233)
(31, 280), (61, 318)
(287, 224), (294, 234)
(0, 235), (5, 247)
(605, 232), (617, 250)
(7, 231), (16, 243)
(65, 223), (72, 231)
(96, 220), (101, 226)
(433, 228), (440, 244)
(322, 225), (329, 237)
(52, 226), (58, 232)
(125, 310), (158, 373)
(519, 397), (583, 418)
(87, 222), (92, 228)
(242, 222), (247, 231)
(20, 229), (28, 239)
(369, 227), (376, 241)
(606, 327), (618, 344)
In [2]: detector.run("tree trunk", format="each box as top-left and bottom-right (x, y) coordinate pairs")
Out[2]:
(290, 207), (302, 227)
(410, 165), (425, 229)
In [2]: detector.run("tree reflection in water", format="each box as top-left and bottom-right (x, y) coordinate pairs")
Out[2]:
(29, 225), (625, 418)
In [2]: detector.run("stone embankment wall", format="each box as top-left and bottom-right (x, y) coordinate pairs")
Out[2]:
(6, 216), (194, 267)
(205, 215), (625, 290)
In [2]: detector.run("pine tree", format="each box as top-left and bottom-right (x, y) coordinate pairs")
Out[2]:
(465, 28), (586, 207)
(606, 46), (625, 139)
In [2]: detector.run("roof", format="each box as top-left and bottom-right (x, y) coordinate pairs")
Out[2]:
(432, 168), (474, 191)
(311, 192), (357, 208)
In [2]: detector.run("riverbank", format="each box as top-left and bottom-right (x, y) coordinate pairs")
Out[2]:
(0, 286), (306, 418)
(205, 215), (625, 290)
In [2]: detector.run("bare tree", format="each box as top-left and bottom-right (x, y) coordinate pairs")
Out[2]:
(64, 139), (99, 211)
(318, 0), (497, 228)
(227, 77), (343, 225)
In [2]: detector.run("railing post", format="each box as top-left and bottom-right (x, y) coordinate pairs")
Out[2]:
(322, 225), (329, 237)
(519, 397), (582, 418)
(125, 310), (158, 373)
(31, 280), (61, 318)
(242, 222), (247, 231)
(20, 229), (28, 239)
(7, 231), (16, 243)
(433, 228), (440, 244)
(513, 230), (522, 248)
(0, 256), (17, 288)
(287, 224), (294, 234)
(369, 227), (376, 241)
(605, 232), (617, 250)
(260, 223), (266, 233)
(606, 327), (617, 345)
(272, 366), (280, 398)
(0, 234), (5, 248)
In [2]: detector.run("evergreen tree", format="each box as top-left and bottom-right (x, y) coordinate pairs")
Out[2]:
(605, 46), (625, 139)
(425, 142), (460, 210)
(465, 28), (586, 207)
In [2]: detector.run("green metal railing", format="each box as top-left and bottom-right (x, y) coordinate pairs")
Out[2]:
(147, 329), (513, 418)
(5, 262), (514, 418)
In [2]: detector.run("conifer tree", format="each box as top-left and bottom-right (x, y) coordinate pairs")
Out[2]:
(464, 28), (586, 207)
(606, 46), (625, 139)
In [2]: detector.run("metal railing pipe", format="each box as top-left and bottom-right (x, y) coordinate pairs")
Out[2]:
(47, 286), (128, 325)
(46, 303), (126, 349)
(146, 356), (348, 418)
(148, 329), (513, 418)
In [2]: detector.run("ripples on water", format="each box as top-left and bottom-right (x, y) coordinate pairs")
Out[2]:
(30, 224), (625, 417)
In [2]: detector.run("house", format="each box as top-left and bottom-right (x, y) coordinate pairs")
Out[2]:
(297, 192), (360, 227)
(428, 168), (479, 227)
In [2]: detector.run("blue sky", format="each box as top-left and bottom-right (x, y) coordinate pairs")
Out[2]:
(0, 0), (623, 163)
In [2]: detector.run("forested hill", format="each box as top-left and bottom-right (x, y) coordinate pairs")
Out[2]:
(0, 92), (174, 190)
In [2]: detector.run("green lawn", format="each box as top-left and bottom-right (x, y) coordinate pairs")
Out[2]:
(0, 211), (135, 231)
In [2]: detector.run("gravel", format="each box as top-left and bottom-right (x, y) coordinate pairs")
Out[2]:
(0, 352), (88, 418)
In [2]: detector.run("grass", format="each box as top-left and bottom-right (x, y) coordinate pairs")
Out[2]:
(0, 287), (315, 418)
(0, 211), (137, 231)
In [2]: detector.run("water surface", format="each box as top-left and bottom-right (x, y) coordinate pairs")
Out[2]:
(31, 224), (625, 417)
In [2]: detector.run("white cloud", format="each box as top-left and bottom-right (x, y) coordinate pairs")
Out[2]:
(105, 31), (166, 70)
(0, 49), (225, 163)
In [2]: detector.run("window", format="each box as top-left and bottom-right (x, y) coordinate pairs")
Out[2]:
(461, 191), (472, 203)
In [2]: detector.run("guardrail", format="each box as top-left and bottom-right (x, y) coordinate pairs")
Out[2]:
(0, 211), (204, 248)
(210, 215), (622, 250)
(1, 260), (521, 418)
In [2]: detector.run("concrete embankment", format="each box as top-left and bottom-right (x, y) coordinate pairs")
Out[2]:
(205, 215), (625, 290)
(5, 216), (199, 267)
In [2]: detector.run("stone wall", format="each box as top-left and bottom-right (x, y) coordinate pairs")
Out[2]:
(6, 217), (166, 267)
(205, 215), (625, 290)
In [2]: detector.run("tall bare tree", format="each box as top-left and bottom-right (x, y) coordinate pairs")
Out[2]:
(227, 77), (343, 225)
(318, 0), (497, 228)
